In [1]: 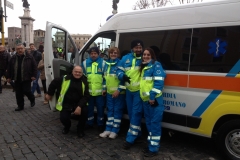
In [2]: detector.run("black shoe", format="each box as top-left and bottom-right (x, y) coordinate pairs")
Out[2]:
(144, 151), (158, 157)
(142, 147), (149, 153)
(31, 101), (35, 107)
(62, 128), (69, 134)
(77, 131), (85, 138)
(98, 126), (105, 133)
(15, 107), (24, 111)
(123, 141), (132, 150)
(85, 124), (93, 130)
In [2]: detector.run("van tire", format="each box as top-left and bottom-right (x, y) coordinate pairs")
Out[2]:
(216, 120), (240, 160)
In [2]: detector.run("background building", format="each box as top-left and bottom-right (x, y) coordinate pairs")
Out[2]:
(34, 29), (45, 48)
(7, 27), (22, 48)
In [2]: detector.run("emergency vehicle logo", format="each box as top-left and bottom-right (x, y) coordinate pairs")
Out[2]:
(208, 38), (227, 57)
(126, 59), (130, 63)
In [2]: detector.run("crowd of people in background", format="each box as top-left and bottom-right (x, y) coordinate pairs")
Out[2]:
(0, 39), (166, 157)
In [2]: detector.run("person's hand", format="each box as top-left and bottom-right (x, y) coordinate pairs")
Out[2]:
(45, 94), (52, 101)
(112, 90), (120, 98)
(123, 75), (131, 83)
(102, 90), (107, 96)
(74, 106), (81, 115)
(7, 78), (11, 83)
(31, 77), (36, 81)
(149, 100), (155, 105)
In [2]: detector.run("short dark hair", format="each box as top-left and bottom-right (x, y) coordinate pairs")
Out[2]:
(12, 47), (15, 51)
(29, 43), (34, 46)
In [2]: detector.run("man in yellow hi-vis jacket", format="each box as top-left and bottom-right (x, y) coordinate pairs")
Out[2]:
(46, 66), (90, 138)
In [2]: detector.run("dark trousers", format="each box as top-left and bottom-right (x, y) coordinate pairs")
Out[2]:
(41, 80), (47, 93)
(60, 106), (88, 132)
(0, 70), (5, 92)
(15, 80), (35, 108)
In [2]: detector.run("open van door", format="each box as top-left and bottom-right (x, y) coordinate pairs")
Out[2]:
(44, 22), (78, 111)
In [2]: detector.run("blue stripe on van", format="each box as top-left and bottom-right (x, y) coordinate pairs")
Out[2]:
(192, 60), (240, 117)
(226, 59), (240, 77)
(192, 90), (221, 117)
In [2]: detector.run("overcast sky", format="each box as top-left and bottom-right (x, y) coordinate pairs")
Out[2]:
(3, 0), (213, 37)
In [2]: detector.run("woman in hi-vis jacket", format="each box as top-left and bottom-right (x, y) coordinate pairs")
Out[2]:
(139, 47), (166, 157)
(99, 47), (126, 139)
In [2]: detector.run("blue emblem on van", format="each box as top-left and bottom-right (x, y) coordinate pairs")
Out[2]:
(208, 39), (227, 57)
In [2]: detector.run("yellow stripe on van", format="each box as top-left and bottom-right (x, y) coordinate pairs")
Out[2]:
(190, 91), (240, 137)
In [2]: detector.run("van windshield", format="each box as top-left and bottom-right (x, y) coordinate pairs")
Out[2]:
(81, 32), (116, 61)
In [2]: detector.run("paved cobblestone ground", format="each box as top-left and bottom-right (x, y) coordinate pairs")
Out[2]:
(0, 88), (224, 160)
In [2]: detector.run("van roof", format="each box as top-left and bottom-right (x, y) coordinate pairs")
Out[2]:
(97, 0), (240, 33)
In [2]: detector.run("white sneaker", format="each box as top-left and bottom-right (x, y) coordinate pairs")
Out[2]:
(99, 131), (111, 138)
(109, 132), (118, 139)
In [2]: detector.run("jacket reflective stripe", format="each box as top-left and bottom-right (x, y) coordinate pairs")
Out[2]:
(142, 76), (164, 80)
(89, 89), (102, 93)
(152, 88), (162, 94)
(119, 85), (126, 89)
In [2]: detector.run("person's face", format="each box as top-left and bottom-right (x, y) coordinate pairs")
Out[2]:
(0, 46), (5, 53)
(16, 45), (25, 55)
(72, 66), (83, 79)
(109, 50), (118, 60)
(30, 45), (35, 51)
(90, 52), (99, 60)
(132, 45), (143, 55)
(142, 50), (152, 62)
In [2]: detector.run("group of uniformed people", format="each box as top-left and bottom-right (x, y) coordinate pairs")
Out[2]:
(46, 39), (166, 157)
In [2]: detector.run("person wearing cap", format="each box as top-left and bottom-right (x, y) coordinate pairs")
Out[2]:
(81, 47), (106, 132)
(116, 39), (144, 149)
(99, 47), (126, 139)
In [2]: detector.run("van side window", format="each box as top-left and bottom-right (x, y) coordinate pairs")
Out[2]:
(82, 32), (116, 61)
(189, 26), (240, 73)
(118, 29), (192, 71)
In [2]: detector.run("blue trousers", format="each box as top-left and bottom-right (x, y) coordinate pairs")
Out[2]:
(87, 95), (105, 126)
(31, 71), (41, 94)
(143, 96), (164, 153)
(125, 89), (143, 144)
(105, 93), (125, 133)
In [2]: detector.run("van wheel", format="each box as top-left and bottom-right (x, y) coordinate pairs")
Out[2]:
(216, 120), (240, 160)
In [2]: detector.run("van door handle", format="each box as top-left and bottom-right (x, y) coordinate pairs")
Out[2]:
(48, 65), (51, 68)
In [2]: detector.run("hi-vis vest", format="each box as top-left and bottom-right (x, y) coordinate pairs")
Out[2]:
(140, 65), (163, 101)
(125, 54), (141, 92)
(83, 60), (105, 96)
(104, 62), (126, 94)
(56, 75), (85, 111)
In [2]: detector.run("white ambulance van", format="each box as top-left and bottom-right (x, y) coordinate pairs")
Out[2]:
(44, 0), (240, 159)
